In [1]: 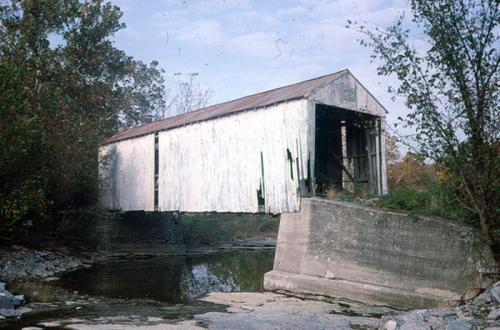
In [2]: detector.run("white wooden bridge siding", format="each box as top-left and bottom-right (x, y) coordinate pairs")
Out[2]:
(99, 134), (155, 211)
(158, 99), (310, 214)
(98, 71), (389, 212)
(309, 72), (386, 117)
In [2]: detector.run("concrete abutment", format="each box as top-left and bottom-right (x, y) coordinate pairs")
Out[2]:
(264, 198), (496, 309)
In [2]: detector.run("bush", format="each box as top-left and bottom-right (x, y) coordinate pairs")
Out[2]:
(387, 153), (438, 192)
(379, 185), (474, 223)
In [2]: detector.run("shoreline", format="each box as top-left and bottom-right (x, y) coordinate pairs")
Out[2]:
(1, 244), (499, 329)
(0, 238), (277, 282)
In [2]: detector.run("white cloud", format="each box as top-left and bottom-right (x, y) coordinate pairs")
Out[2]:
(110, 0), (136, 14)
(228, 31), (279, 57)
(112, 0), (415, 134)
(276, 5), (307, 18)
(151, 0), (409, 63)
(227, 10), (279, 27)
(187, 0), (253, 13)
(175, 19), (226, 46)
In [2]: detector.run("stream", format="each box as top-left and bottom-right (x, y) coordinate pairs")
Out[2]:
(58, 250), (275, 302)
(3, 249), (275, 329)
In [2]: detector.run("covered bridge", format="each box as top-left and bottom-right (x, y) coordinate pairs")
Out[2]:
(99, 69), (388, 214)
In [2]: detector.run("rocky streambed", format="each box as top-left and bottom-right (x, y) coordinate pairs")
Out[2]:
(0, 244), (276, 328)
(0, 247), (90, 281)
(192, 284), (500, 329)
(0, 244), (499, 329)
(379, 282), (500, 330)
(5, 286), (499, 330)
(0, 246), (96, 322)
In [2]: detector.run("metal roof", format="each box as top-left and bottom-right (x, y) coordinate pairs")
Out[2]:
(104, 69), (348, 144)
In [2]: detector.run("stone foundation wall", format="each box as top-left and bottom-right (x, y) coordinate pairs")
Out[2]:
(177, 212), (279, 247)
(89, 211), (278, 254)
(264, 198), (496, 309)
(91, 211), (185, 254)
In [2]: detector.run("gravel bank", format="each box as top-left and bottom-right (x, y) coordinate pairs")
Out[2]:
(0, 247), (88, 281)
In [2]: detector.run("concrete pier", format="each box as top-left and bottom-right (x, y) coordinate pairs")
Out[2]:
(264, 198), (495, 309)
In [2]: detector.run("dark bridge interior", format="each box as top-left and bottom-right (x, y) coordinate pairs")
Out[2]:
(314, 104), (379, 195)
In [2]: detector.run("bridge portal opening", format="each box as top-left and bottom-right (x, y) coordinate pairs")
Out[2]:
(314, 104), (381, 196)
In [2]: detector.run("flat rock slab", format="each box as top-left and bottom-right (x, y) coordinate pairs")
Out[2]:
(22, 292), (387, 330)
(37, 319), (201, 330)
(6, 285), (499, 329)
(196, 292), (384, 329)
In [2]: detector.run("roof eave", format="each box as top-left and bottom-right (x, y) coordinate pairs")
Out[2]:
(100, 97), (308, 146)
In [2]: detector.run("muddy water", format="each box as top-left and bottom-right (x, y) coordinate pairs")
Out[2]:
(1, 250), (275, 329)
(57, 250), (275, 302)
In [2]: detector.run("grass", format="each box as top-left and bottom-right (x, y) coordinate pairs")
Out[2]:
(8, 281), (80, 303)
(378, 185), (471, 222)
(323, 184), (472, 223)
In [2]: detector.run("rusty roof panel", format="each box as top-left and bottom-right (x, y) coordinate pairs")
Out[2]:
(104, 70), (347, 144)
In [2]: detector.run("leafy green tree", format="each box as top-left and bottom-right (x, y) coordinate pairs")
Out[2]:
(0, 0), (166, 239)
(349, 0), (499, 267)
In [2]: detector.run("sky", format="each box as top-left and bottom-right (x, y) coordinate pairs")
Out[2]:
(109, 0), (412, 132)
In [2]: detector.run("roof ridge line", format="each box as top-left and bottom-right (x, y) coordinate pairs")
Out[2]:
(304, 69), (349, 98)
(104, 69), (349, 144)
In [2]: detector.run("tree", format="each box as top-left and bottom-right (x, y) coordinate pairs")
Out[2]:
(387, 152), (438, 192)
(385, 132), (401, 164)
(349, 0), (499, 267)
(171, 72), (214, 116)
(151, 73), (214, 120)
(0, 0), (166, 238)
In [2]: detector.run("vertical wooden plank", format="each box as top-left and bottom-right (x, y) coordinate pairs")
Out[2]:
(366, 127), (374, 195)
(309, 100), (317, 195)
(156, 99), (308, 213)
(154, 132), (159, 211)
(99, 134), (155, 211)
(375, 119), (382, 195)
(380, 118), (388, 194)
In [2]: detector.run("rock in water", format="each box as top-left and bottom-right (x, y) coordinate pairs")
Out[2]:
(0, 308), (22, 317)
(13, 295), (25, 306)
(0, 290), (16, 309)
(0, 283), (27, 318)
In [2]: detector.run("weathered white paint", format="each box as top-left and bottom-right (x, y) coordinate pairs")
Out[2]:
(158, 99), (310, 214)
(99, 134), (155, 211)
(380, 118), (388, 194)
(99, 71), (389, 213)
(309, 71), (387, 117)
(307, 99), (317, 192)
(375, 122), (382, 194)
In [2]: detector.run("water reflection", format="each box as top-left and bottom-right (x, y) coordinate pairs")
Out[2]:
(181, 263), (239, 299)
(58, 250), (274, 303)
